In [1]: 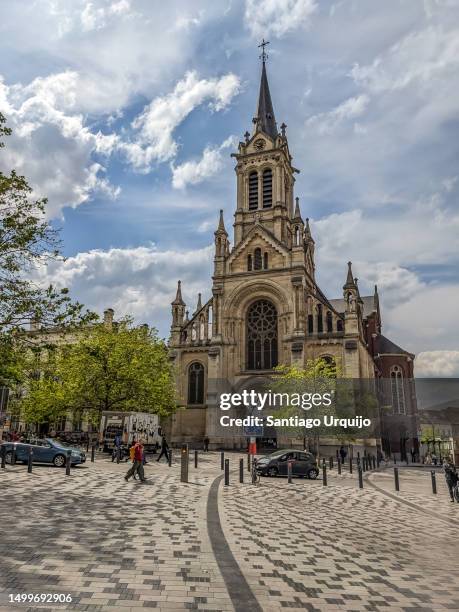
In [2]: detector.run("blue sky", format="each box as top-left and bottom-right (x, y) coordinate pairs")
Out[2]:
(1, 0), (459, 375)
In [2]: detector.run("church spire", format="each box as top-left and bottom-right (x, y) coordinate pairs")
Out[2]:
(343, 261), (357, 290)
(253, 40), (278, 140)
(216, 209), (227, 234)
(172, 280), (185, 305)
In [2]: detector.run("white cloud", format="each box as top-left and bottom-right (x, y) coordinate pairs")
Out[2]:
(416, 351), (459, 377)
(171, 135), (237, 189)
(122, 72), (241, 171)
(80, 0), (132, 32)
(306, 94), (370, 134)
(33, 244), (214, 335)
(245, 0), (317, 39)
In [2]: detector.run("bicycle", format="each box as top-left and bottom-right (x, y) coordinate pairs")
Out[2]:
(251, 458), (261, 485)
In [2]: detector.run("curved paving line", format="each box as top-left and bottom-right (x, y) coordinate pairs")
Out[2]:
(207, 474), (262, 612)
(365, 473), (459, 527)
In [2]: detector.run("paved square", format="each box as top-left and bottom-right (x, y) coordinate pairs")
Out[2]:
(0, 453), (458, 611)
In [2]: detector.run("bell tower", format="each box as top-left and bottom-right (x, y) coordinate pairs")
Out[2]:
(231, 40), (298, 251)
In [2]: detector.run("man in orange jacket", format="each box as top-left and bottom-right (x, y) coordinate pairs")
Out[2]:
(124, 439), (146, 482)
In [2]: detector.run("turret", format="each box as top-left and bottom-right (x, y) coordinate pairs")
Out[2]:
(170, 280), (186, 345)
(214, 209), (228, 276)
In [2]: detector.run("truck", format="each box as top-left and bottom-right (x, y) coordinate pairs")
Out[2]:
(99, 411), (162, 453)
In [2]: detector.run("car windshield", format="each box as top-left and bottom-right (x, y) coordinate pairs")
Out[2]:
(46, 438), (75, 449)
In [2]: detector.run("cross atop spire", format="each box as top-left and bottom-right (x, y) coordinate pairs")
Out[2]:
(253, 41), (278, 140)
(258, 38), (269, 63)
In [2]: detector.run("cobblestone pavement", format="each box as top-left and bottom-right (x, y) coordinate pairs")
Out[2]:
(0, 453), (458, 612)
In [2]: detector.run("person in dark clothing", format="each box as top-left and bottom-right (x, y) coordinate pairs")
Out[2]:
(156, 436), (169, 462)
(443, 458), (458, 502)
(203, 437), (209, 452)
(111, 431), (122, 462)
(339, 445), (347, 464)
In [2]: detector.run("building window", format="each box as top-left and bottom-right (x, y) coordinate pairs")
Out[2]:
(254, 248), (262, 270)
(247, 254), (252, 271)
(263, 252), (268, 269)
(390, 365), (406, 414)
(262, 168), (273, 208)
(248, 171), (258, 210)
(308, 314), (313, 334)
(317, 304), (323, 333)
(247, 299), (278, 370)
(337, 319), (343, 332)
(188, 362), (205, 405)
(326, 311), (333, 333)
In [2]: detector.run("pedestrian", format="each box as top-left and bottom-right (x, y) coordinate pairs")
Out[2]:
(157, 435), (169, 462)
(432, 452), (437, 466)
(111, 431), (122, 462)
(339, 445), (347, 464)
(125, 439), (146, 482)
(203, 436), (209, 452)
(443, 457), (458, 503)
(410, 447), (416, 463)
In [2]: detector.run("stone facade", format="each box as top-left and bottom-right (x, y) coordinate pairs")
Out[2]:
(169, 59), (418, 455)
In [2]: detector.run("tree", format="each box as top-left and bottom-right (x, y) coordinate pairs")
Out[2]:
(19, 319), (176, 427)
(0, 112), (94, 333)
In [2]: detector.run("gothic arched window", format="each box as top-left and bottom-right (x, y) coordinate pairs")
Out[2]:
(337, 319), (343, 332)
(390, 365), (406, 414)
(247, 254), (252, 271)
(254, 248), (262, 270)
(262, 168), (273, 208)
(247, 300), (278, 370)
(188, 362), (205, 405)
(317, 304), (323, 333)
(248, 171), (258, 210)
(263, 252), (268, 270)
(326, 311), (333, 333)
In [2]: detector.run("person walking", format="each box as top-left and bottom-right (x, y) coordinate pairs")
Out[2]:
(112, 431), (122, 462)
(443, 457), (458, 503)
(125, 440), (146, 482)
(339, 445), (347, 464)
(410, 447), (416, 463)
(157, 435), (169, 462)
(203, 436), (209, 452)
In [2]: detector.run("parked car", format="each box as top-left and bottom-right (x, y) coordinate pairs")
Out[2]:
(255, 449), (319, 479)
(1, 438), (86, 467)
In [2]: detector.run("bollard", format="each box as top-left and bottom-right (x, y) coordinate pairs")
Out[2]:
(221, 451), (224, 471)
(194, 450), (198, 469)
(27, 447), (33, 474)
(349, 457), (353, 474)
(180, 444), (189, 483)
(12, 444), (16, 466)
(336, 449), (339, 460)
(362, 458), (366, 473)
(91, 445), (95, 463)
(394, 467), (400, 491)
(394, 455), (397, 464)
(329, 456), (333, 470)
(224, 459), (229, 486)
(247, 453), (251, 473)
(358, 466), (363, 488)
(66, 450), (71, 476)
(239, 458), (244, 483)
(337, 457), (341, 475)
(168, 448), (172, 467)
(322, 464), (327, 486)
(86, 438), (90, 452)
(431, 470), (437, 495)
(287, 460), (293, 483)
(1, 445), (5, 469)
(357, 451), (360, 461)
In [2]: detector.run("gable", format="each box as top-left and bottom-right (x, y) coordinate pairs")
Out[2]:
(228, 224), (289, 274)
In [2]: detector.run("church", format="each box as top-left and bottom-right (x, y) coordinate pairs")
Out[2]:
(168, 52), (419, 458)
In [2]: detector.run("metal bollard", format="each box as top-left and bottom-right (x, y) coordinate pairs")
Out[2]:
(362, 458), (366, 473)
(221, 451), (224, 470)
(337, 457), (341, 475)
(287, 460), (292, 483)
(431, 470), (437, 495)
(358, 466), (363, 488)
(224, 459), (229, 486)
(91, 445), (95, 463)
(168, 448), (172, 467)
(1, 445), (6, 469)
(349, 457), (353, 474)
(239, 458), (244, 483)
(194, 450), (198, 469)
(180, 444), (189, 483)
(329, 456), (333, 470)
(394, 455), (397, 464)
(247, 453), (251, 472)
(66, 450), (71, 476)
(322, 464), (327, 486)
(28, 447), (33, 474)
(394, 467), (400, 491)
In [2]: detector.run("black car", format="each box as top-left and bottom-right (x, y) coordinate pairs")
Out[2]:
(255, 449), (319, 479)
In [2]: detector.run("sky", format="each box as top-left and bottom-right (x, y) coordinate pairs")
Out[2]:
(1, 0), (459, 376)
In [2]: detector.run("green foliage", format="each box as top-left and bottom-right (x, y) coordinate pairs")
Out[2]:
(0, 112), (95, 333)
(19, 319), (176, 425)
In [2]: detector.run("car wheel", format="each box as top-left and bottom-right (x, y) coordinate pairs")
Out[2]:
(5, 451), (13, 464)
(267, 466), (278, 477)
(53, 454), (66, 468)
(307, 468), (319, 480)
